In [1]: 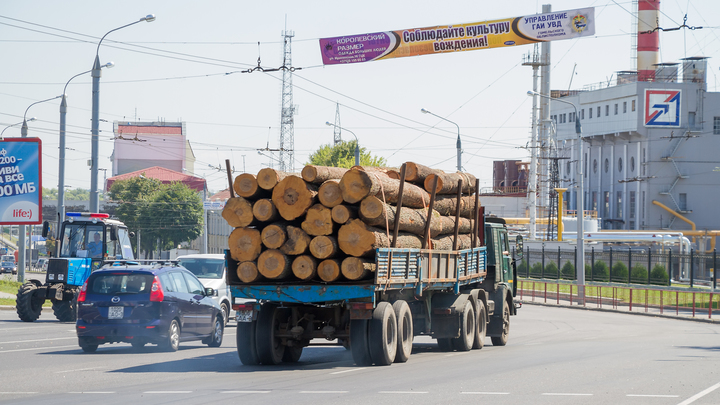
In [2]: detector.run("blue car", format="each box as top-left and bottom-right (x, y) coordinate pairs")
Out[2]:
(76, 264), (224, 353)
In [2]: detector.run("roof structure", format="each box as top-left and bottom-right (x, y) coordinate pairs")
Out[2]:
(105, 166), (206, 192)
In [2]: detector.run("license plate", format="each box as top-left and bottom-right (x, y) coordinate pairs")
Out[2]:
(108, 306), (124, 319)
(236, 309), (253, 322)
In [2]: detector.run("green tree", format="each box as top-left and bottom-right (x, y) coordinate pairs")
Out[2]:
(650, 264), (669, 285)
(561, 261), (575, 279)
(611, 262), (629, 282)
(308, 140), (387, 168)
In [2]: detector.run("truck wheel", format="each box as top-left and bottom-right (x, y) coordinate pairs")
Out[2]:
(160, 320), (181, 352)
(52, 293), (77, 322)
(350, 319), (372, 366)
(282, 344), (303, 363)
(16, 282), (43, 322)
(452, 300), (475, 352)
(236, 320), (260, 366)
(368, 302), (397, 366)
(491, 300), (510, 346)
(473, 300), (487, 350)
(256, 304), (286, 365)
(393, 300), (413, 363)
(207, 315), (224, 347)
(436, 338), (453, 351)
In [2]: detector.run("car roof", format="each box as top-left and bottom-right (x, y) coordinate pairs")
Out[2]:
(92, 263), (188, 276)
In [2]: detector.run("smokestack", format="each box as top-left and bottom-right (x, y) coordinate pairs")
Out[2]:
(637, 0), (660, 81)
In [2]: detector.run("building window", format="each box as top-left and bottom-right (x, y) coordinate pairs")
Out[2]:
(614, 104), (618, 115)
(630, 156), (635, 172)
(642, 148), (646, 176)
(592, 191), (598, 211)
(593, 159), (598, 173)
(679, 193), (687, 211)
(714, 117), (720, 134)
(604, 158), (609, 173)
(641, 191), (645, 222)
(566, 161), (571, 174)
(589, 108), (593, 119)
(629, 191), (636, 219)
(632, 99), (636, 112)
(618, 157), (623, 173)
(616, 191), (623, 219)
(581, 109), (585, 119)
(605, 105), (609, 116)
(570, 112), (575, 122)
(623, 101), (627, 113)
(597, 106), (601, 117)
(584, 153), (588, 178)
(604, 191), (610, 218)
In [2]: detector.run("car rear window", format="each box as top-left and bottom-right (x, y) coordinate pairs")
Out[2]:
(88, 273), (154, 295)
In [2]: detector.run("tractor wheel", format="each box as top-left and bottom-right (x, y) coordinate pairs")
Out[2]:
(16, 282), (43, 322)
(52, 292), (77, 322)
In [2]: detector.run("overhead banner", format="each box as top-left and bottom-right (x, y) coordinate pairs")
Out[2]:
(320, 7), (594, 65)
(0, 138), (42, 225)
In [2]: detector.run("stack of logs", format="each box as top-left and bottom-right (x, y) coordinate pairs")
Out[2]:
(222, 162), (480, 284)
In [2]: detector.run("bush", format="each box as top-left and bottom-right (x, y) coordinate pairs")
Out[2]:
(561, 261), (575, 279)
(611, 262), (628, 282)
(650, 264), (669, 285)
(592, 260), (610, 282)
(630, 264), (648, 284)
(544, 262), (559, 278)
(517, 259), (528, 276)
(530, 262), (543, 277)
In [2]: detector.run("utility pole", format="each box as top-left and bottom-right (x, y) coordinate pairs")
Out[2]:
(278, 29), (296, 173)
(333, 103), (342, 145)
(538, 3), (552, 224)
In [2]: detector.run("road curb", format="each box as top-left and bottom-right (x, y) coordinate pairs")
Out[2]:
(0, 305), (15, 311)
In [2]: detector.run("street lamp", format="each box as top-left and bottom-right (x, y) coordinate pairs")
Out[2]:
(527, 90), (585, 303)
(21, 95), (62, 136)
(90, 14), (155, 213)
(325, 122), (360, 166)
(1, 118), (36, 139)
(58, 64), (113, 245)
(421, 108), (462, 172)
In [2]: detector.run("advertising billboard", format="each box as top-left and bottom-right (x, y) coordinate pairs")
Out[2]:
(0, 138), (42, 225)
(320, 7), (595, 65)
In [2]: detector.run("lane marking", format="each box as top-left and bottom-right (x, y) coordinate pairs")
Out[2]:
(542, 393), (593, 396)
(68, 392), (116, 394)
(300, 391), (348, 394)
(627, 394), (678, 398)
(0, 392), (38, 395)
(330, 368), (366, 375)
(0, 337), (76, 345)
(143, 391), (193, 394)
(221, 391), (271, 394)
(378, 391), (428, 394)
(461, 392), (510, 395)
(56, 367), (105, 374)
(0, 344), (77, 354)
(677, 381), (720, 405)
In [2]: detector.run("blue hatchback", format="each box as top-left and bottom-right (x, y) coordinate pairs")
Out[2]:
(76, 264), (224, 353)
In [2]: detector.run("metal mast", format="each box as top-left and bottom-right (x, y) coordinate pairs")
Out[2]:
(279, 29), (296, 172)
(333, 103), (342, 145)
(523, 44), (547, 240)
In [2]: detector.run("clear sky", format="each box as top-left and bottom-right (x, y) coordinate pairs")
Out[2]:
(1, 0), (718, 195)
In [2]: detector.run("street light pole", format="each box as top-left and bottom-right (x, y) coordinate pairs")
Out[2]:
(90, 14), (155, 213)
(325, 122), (359, 166)
(421, 108), (462, 172)
(1, 118), (35, 139)
(528, 90), (585, 303)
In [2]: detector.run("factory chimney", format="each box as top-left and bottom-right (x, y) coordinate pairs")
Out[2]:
(637, 0), (660, 81)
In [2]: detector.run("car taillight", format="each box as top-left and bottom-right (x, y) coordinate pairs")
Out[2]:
(149, 276), (164, 302)
(77, 280), (88, 302)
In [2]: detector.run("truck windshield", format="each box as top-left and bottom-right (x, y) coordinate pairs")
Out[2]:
(178, 258), (224, 279)
(60, 223), (104, 258)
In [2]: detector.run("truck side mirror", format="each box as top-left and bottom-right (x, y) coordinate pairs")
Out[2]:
(515, 235), (524, 257)
(42, 221), (49, 238)
(110, 225), (118, 241)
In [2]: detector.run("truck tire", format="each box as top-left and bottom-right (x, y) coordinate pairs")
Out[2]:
(52, 293), (77, 322)
(392, 300), (413, 363)
(368, 302), (397, 366)
(282, 345), (303, 363)
(491, 299), (510, 346)
(16, 282), (43, 322)
(256, 304), (285, 365)
(350, 319), (372, 366)
(452, 300), (475, 352)
(236, 320), (260, 366)
(437, 338), (453, 351)
(473, 300), (487, 350)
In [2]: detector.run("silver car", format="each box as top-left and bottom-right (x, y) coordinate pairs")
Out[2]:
(176, 254), (232, 325)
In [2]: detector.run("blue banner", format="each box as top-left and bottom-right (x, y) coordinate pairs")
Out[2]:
(0, 138), (42, 225)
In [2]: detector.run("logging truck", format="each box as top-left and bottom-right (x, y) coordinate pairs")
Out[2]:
(224, 163), (520, 366)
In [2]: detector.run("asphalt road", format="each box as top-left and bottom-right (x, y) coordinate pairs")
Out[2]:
(0, 305), (719, 405)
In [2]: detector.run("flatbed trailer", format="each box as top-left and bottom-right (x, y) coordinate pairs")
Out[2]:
(228, 219), (519, 366)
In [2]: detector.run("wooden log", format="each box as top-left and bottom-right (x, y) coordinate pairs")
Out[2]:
(387, 169), (400, 180)
(331, 204), (358, 224)
(338, 219), (423, 257)
(271, 176), (318, 220)
(309, 235), (339, 259)
(301, 165), (349, 184)
(257, 249), (292, 280)
(405, 162), (444, 183)
(339, 169), (429, 207)
(260, 223), (287, 249)
(442, 216), (473, 235)
(237, 261), (262, 283)
(228, 227), (262, 262)
(359, 196), (443, 237)
(424, 172), (478, 195)
(341, 257), (376, 281)
(233, 173), (267, 199)
(291, 255), (318, 281)
(301, 204), (334, 236)
(317, 179), (344, 208)
(257, 168), (295, 190)
(431, 234), (473, 251)
(252, 198), (279, 222)
(433, 195), (476, 218)
(222, 197), (255, 228)
(279, 225), (311, 255)
(317, 259), (342, 282)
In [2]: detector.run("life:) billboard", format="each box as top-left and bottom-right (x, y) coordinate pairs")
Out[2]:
(320, 8), (594, 65)
(0, 138), (42, 225)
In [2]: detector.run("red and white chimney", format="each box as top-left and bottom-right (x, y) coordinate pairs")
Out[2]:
(637, 0), (660, 81)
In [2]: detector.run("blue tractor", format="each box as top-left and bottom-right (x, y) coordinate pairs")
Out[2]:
(16, 212), (135, 322)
